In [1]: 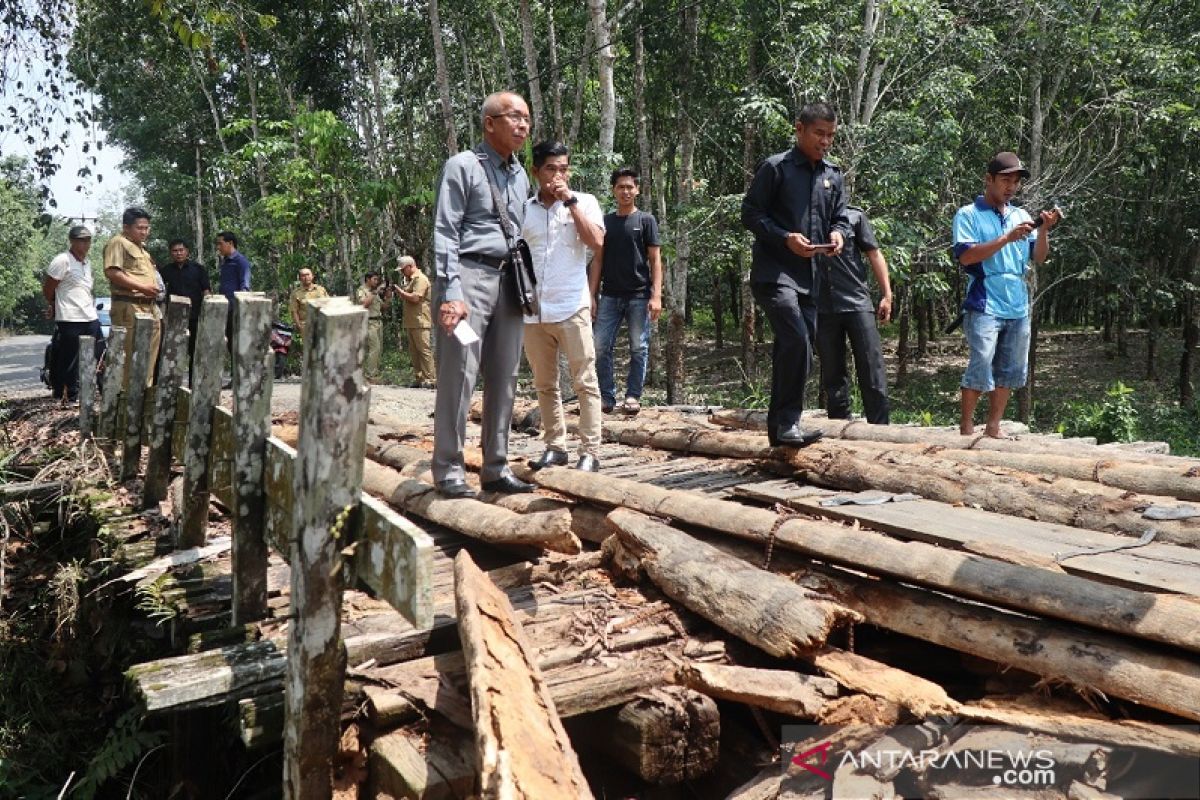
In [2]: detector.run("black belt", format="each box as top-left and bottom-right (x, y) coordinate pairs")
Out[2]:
(461, 252), (507, 269)
(111, 293), (152, 303)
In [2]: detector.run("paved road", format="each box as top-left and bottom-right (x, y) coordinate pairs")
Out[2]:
(0, 334), (50, 399)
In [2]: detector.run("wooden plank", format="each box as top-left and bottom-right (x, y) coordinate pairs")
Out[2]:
(735, 483), (1200, 595)
(454, 550), (594, 799)
(231, 293), (274, 625)
(264, 436), (296, 557)
(179, 297), (228, 548)
(78, 334), (96, 436)
(358, 495), (435, 629)
(209, 406), (234, 510)
(679, 662), (838, 717)
(144, 298), (190, 506)
(120, 313), (155, 480)
(97, 325), (126, 450)
(284, 297), (370, 800)
(369, 729), (476, 800)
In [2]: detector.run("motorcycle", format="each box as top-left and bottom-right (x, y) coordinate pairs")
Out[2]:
(270, 321), (294, 380)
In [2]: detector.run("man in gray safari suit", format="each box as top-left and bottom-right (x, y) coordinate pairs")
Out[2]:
(431, 91), (535, 498)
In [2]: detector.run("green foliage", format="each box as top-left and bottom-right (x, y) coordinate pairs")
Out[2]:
(134, 574), (179, 626)
(71, 708), (166, 800)
(1057, 381), (1139, 444)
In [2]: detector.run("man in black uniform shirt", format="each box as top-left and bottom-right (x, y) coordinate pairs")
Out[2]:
(159, 239), (211, 372)
(817, 206), (893, 424)
(741, 102), (851, 447)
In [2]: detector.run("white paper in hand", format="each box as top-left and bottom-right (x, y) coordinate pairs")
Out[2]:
(452, 320), (480, 345)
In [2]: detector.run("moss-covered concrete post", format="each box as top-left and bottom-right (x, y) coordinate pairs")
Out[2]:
(120, 313), (156, 480)
(179, 297), (228, 548)
(283, 298), (369, 800)
(78, 334), (96, 436)
(231, 292), (273, 625)
(97, 326), (127, 452)
(143, 297), (191, 507)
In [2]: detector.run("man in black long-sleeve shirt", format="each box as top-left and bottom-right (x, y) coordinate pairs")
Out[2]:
(742, 102), (852, 447)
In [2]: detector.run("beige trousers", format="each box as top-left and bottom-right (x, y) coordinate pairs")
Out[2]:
(365, 318), (383, 379)
(110, 299), (161, 388)
(404, 327), (435, 383)
(522, 308), (602, 457)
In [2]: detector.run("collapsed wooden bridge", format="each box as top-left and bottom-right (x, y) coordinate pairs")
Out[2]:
(91, 294), (1200, 798)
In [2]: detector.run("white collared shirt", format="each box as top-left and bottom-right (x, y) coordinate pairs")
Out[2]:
(521, 191), (604, 324)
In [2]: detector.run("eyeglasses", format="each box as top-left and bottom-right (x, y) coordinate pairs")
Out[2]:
(489, 111), (531, 125)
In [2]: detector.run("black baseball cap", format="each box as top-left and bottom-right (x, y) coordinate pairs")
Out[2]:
(987, 151), (1030, 178)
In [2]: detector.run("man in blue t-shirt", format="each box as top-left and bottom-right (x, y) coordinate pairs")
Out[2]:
(588, 167), (662, 415)
(952, 151), (1060, 437)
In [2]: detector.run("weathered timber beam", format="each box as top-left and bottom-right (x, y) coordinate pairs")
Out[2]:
(604, 508), (859, 657)
(530, 467), (1200, 652)
(455, 550), (593, 799)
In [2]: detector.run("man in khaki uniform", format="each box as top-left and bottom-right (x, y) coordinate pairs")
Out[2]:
(288, 267), (329, 342)
(394, 256), (435, 388)
(104, 207), (161, 388)
(354, 271), (390, 380)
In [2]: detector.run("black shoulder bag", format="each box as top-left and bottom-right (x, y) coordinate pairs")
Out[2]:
(476, 150), (538, 317)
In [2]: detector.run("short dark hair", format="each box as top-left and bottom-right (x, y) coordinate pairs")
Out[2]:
(168, 239), (189, 249)
(610, 167), (640, 187)
(532, 139), (569, 168)
(798, 103), (838, 126)
(365, 270), (381, 281)
(122, 207), (150, 226)
(217, 231), (238, 248)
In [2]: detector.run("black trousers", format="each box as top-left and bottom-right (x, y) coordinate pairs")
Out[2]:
(50, 319), (103, 399)
(752, 282), (818, 434)
(816, 310), (890, 424)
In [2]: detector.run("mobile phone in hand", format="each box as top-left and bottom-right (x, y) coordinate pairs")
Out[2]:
(1031, 205), (1065, 229)
(808, 243), (836, 252)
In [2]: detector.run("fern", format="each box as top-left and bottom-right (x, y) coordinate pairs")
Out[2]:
(72, 708), (165, 799)
(134, 574), (179, 626)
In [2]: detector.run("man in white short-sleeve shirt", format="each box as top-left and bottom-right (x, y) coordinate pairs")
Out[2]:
(42, 225), (101, 401)
(520, 139), (606, 472)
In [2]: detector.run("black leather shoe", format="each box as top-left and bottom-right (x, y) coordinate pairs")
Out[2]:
(481, 474), (534, 493)
(530, 449), (570, 470)
(774, 425), (824, 447)
(574, 454), (600, 472)
(436, 479), (477, 499)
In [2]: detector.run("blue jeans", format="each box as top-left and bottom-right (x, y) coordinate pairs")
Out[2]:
(961, 310), (1031, 391)
(593, 294), (651, 406)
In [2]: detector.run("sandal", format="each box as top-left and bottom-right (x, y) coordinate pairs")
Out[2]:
(621, 397), (641, 415)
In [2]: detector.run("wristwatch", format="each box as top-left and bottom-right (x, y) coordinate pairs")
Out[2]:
(563, 195), (579, 208)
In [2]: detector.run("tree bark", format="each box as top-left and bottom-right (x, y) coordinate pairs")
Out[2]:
(633, 15), (652, 200)
(665, 4), (698, 404)
(428, 0), (458, 155)
(588, 0), (616, 154)
(544, 0), (564, 140)
(518, 0), (545, 140)
(566, 17), (592, 150)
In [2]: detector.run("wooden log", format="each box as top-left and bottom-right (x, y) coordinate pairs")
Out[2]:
(597, 687), (719, 785)
(454, 550), (594, 799)
(369, 728), (476, 800)
(178, 298), (228, 548)
(77, 334), (96, 436)
(284, 298), (370, 800)
(709, 409), (1192, 466)
(120, 313), (156, 480)
(698, 529), (1200, 722)
(605, 508), (859, 657)
(143, 298), (190, 506)
(0, 481), (65, 504)
(678, 661), (838, 718)
(829, 436), (1200, 502)
(809, 649), (959, 718)
(364, 459), (580, 553)
(97, 325), (126, 449)
(604, 419), (1200, 546)
(785, 444), (1200, 548)
(532, 467), (1200, 653)
(230, 293), (274, 625)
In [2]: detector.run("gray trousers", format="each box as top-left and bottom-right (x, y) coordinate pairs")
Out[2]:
(432, 261), (525, 483)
